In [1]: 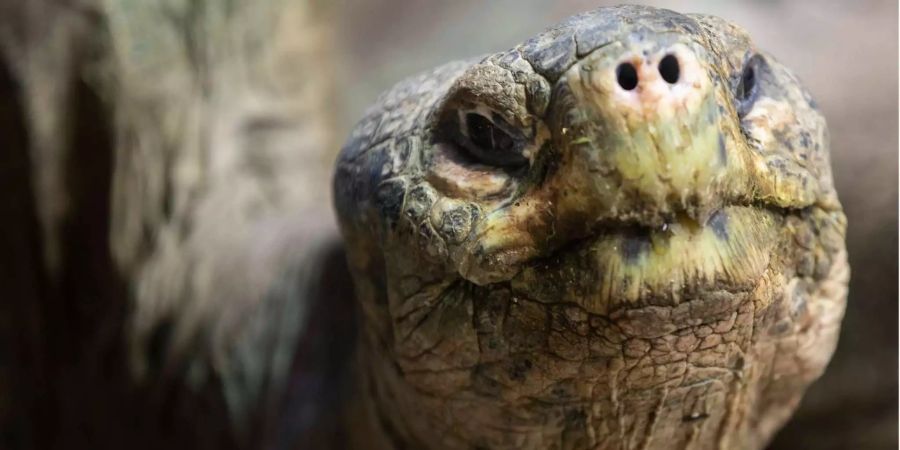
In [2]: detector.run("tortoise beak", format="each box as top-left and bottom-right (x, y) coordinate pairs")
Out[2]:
(557, 39), (735, 226)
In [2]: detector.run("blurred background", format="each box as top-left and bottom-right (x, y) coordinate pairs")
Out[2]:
(329, 0), (898, 448)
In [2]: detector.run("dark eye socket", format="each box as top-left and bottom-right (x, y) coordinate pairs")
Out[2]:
(739, 65), (756, 100)
(467, 113), (513, 152)
(459, 112), (527, 167)
(736, 54), (762, 116)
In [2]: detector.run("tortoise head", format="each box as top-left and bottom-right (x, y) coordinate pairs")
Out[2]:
(334, 5), (846, 449)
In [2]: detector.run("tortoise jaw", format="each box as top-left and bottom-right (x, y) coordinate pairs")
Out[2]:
(508, 205), (783, 315)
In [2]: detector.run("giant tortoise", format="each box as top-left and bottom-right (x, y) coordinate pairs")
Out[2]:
(332, 5), (848, 449)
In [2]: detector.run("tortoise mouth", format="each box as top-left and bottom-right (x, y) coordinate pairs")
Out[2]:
(506, 204), (784, 315)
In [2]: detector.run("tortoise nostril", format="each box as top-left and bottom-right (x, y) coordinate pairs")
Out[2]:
(616, 62), (638, 90)
(659, 54), (680, 84)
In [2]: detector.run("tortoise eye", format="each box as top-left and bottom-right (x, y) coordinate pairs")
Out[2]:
(736, 54), (762, 116)
(467, 113), (513, 152)
(459, 112), (527, 167)
(739, 64), (756, 101)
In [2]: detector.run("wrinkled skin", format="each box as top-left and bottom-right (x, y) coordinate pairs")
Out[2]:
(334, 6), (847, 450)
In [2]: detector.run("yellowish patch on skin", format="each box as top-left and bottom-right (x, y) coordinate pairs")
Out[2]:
(512, 205), (780, 314)
(569, 41), (724, 208)
(459, 197), (546, 283)
(613, 98), (721, 203)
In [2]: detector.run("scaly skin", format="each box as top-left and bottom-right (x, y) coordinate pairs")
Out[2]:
(334, 6), (848, 450)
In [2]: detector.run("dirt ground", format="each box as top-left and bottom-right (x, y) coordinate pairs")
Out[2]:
(332, 0), (898, 448)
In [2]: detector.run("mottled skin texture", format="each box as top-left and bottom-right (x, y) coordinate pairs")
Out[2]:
(334, 6), (847, 450)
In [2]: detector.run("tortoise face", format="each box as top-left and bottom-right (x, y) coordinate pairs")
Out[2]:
(335, 6), (847, 449)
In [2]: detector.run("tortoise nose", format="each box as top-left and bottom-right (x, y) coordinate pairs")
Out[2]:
(615, 53), (681, 90)
(610, 48), (700, 112)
